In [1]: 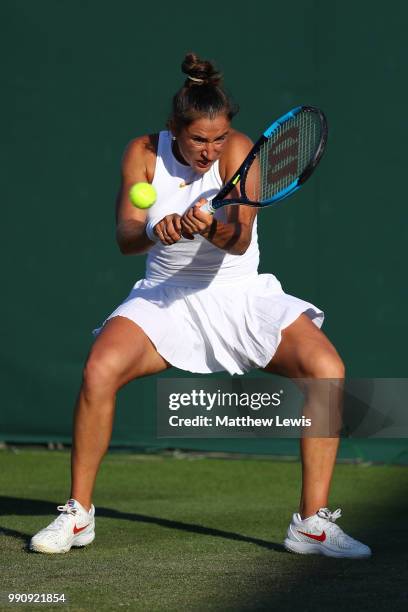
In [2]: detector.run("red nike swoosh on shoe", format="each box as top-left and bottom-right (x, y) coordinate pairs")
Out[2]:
(73, 524), (89, 534)
(297, 530), (326, 542)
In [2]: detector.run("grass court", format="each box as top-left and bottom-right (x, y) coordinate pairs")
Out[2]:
(0, 449), (407, 611)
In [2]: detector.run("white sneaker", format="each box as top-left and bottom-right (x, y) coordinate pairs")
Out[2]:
(30, 499), (95, 554)
(284, 507), (371, 558)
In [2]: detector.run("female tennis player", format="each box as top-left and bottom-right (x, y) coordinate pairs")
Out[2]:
(30, 54), (370, 558)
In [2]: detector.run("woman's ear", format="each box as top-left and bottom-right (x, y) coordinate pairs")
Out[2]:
(167, 119), (177, 139)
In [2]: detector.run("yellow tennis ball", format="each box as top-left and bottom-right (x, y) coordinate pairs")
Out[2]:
(129, 182), (157, 209)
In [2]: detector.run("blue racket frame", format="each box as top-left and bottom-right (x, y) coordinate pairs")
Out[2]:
(206, 105), (328, 212)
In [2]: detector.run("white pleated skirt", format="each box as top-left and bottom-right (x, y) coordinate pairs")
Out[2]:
(93, 273), (324, 376)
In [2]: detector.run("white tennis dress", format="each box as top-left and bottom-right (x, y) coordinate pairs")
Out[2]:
(94, 131), (323, 375)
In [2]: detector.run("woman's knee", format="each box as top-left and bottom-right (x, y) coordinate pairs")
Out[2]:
(82, 348), (124, 396)
(305, 347), (345, 379)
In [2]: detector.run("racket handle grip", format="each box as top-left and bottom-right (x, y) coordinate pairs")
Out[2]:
(201, 200), (215, 215)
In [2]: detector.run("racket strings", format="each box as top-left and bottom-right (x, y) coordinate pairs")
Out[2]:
(257, 111), (322, 202)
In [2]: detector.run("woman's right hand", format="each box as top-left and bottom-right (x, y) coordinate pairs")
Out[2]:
(154, 213), (194, 244)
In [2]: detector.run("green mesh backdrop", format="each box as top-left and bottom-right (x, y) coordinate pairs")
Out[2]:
(2, 0), (407, 463)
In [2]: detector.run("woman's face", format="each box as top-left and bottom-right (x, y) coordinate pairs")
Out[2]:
(173, 114), (231, 174)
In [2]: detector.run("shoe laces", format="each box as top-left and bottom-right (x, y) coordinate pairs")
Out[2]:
(315, 507), (354, 544)
(317, 507), (342, 523)
(56, 501), (78, 516)
(46, 501), (79, 531)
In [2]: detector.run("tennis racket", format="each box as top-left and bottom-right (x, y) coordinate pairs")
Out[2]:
(201, 106), (328, 214)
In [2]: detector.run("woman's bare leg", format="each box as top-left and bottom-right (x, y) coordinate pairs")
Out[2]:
(70, 316), (169, 510)
(264, 315), (344, 519)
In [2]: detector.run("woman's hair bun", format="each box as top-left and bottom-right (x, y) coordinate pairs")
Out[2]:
(168, 52), (238, 130)
(181, 52), (222, 87)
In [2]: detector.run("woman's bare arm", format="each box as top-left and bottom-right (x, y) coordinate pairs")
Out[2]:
(115, 135), (157, 255)
(180, 131), (258, 255)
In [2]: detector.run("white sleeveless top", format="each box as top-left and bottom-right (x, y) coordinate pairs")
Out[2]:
(145, 131), (260, 286)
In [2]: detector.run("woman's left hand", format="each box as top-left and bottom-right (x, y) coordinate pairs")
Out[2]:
(180, 198), (213, 238)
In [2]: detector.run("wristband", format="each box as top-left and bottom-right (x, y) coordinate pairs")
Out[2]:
(145, 217), (162, 242)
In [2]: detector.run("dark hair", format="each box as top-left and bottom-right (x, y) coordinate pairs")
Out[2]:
(167, 53), (238, 132)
